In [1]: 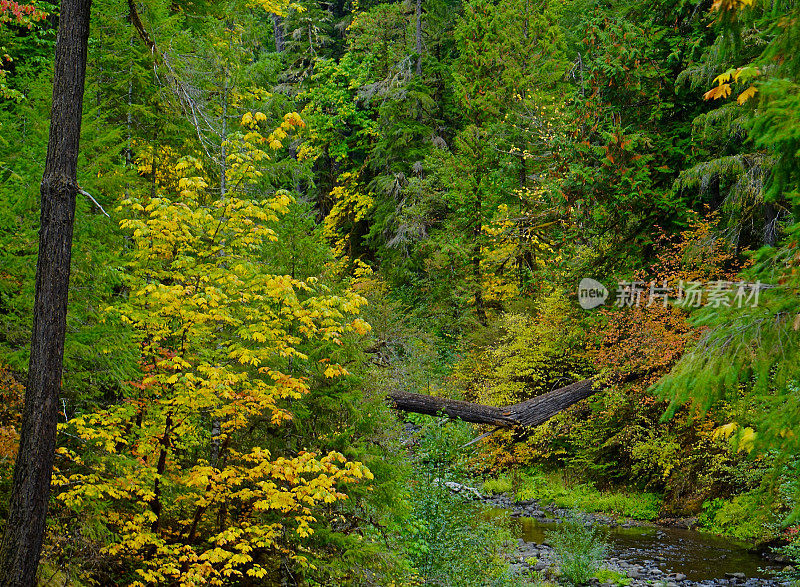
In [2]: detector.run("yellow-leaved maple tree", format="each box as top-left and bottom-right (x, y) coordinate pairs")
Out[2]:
(480, 202), (556, 304)
(52, 111), (373, 586)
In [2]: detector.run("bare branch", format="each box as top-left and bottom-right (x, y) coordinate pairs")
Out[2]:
(78, 188), (110, 217)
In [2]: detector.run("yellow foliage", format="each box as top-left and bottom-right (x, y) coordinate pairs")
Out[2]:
(712, 422), (739, 441)
(245, 0), (301, 17)
(737, 85), (758, 105)
(711, 422), (757, 453)
(710, 0), (755, 11)
(134, 144), (185, 193)
(704, 67), (760, 102)
(704, 83), (731, 101)
(480, 203), (555, 305)
(54, 115), (372, 585)
(323, 174), (375, 256)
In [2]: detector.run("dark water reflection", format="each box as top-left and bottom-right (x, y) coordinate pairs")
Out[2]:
(510, 515), (782, 581)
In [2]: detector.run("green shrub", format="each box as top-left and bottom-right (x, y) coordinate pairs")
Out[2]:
(697, 493), (777, 541)
(406, 417), (520, 586)
(594, 568), (633, 585)
(547, 511), (609, 585)
(483, 475), (515, 495)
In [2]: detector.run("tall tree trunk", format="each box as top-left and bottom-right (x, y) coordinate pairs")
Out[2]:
(220, 74), (228, 200)
(473, 253), (487, 326)
(472, 187), (487, 327)
(0, 0), (92, 583)
(764, 201), (777, 247)
(517, 155), (527, 290)
(415, 0), (422, 76)
(150, 414), (172, 534)
(272, 14), (285, 53)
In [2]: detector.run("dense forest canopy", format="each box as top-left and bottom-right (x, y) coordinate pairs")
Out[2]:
(0, 0), (799, 582)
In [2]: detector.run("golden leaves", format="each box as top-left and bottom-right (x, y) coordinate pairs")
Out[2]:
(703, 83), (732, 101)
(703, 67), (760, 104)
(323, 176), (376, 256)
(711, 422), (757, 453)
(737, 85), (758, 104)
(710, 0), (755, 12)
(56, 119), (375, 583)
(322, 363), (350, 378)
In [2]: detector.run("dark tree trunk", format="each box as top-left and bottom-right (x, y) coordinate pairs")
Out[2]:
(389, 377), (618, 428)
(517, 155), (527, 290)
(150, 414), (171, 534)
(272, 14), (285, 53)
(472, 186), (487, 327)
(0, 0), (92, 583)
(415, 0), (422, 76)
(764, 201), (777, 247)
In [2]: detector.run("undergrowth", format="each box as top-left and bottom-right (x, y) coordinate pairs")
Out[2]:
(483, 471), (663, 521)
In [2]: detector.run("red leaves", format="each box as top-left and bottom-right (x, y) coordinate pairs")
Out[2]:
(0, 0), (46, 27)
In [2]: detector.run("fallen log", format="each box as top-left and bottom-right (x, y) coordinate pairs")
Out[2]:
(388, 376), (617, 429)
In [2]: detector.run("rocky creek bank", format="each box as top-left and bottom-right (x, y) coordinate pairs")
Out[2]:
(443, 483), (795, 585)
(508, 537), (787, 586)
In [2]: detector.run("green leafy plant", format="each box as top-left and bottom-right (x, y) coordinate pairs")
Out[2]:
(594, 568), (633, 586)
(483, 475), (515, 495)
(697, 493), (777, 541)
(546, 511), (609, 585)
(515, 471), (662, 521)
(406, 417), (519, 586)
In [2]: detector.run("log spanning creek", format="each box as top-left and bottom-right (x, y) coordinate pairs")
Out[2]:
(474, 492), (792, 586)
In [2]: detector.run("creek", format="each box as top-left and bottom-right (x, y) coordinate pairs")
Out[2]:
(460, 486), (793, 586)
(510, 515), (783, 582)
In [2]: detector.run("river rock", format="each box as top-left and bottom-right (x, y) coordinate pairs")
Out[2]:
(726, 572), (747, 580)
(435, 480), (483, 499)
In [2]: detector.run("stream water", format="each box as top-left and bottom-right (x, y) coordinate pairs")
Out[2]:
(509, 515), (784, 582)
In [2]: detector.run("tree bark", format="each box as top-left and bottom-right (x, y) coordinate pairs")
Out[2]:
(472, 180), (487, 327)
(272, 14), (285, 53)
(389, 377), (616, 428)
(764, 201), (777, 247)
(415, 0), (422, 76)
(0, 0), (92, 583)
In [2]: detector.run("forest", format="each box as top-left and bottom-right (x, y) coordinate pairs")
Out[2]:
(0, 0), (799, 583)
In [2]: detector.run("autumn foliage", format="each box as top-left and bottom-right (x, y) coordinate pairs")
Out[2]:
(51, 113), (374, 585)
